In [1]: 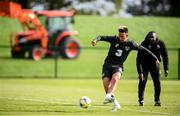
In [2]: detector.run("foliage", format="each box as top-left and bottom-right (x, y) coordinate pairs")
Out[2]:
(46, 0), (65, 9)
(8, 0), (180, 16)
(169, 0), (180, 16)
(126, 0), (180, 16)
(113, 0), (123, 11)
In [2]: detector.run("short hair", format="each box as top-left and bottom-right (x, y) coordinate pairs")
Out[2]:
(118, 26), (128, 33)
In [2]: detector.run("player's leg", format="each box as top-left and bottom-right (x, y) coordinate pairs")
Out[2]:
(103, 77), (114, 104)
(103, 77), (111, 94)
(102, 65), (121, 112)
(103, 75), (121, 112)
(110, 69), (122, 112)
(150, 65), (161, 106)
(102, 64), (113, 104)
(138, 69), (148, 106)
(108, 72), (121, 94)
(103, 72), (121, 105)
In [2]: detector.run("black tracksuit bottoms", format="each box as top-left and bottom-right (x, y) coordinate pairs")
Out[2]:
(138, 64), (161, 102)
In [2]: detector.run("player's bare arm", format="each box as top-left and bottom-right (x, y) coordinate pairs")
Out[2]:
(91, 36), (102, 46)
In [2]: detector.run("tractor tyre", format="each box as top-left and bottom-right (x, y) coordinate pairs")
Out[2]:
(59, 38), (80, 59)
(29, 45), (45, 61)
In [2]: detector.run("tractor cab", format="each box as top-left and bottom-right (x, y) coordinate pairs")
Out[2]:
(47, 15), (73, 35)
(45, 15), (74, 47)
(36, 10), (80, 59)
(37, 10), (75, 33)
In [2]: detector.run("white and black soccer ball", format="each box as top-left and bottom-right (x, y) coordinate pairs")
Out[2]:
(79, 96), (91, 108)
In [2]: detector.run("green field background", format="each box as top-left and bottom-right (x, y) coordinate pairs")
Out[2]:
(0, 15), (180, 79)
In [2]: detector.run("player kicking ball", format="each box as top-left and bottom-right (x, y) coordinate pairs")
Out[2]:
(91, 26), (159, 112)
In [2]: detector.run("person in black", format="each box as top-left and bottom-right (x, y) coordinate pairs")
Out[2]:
(91, 26), (159, 112)
(136, 31), (169, 106)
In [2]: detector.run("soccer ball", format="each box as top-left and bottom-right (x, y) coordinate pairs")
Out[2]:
(79, 96), (91, 108)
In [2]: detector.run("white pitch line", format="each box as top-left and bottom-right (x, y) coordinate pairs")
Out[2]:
(92, 105), (171, 115)
(0, 97), (75, 105)
(120, 108), (171, 115)
(1, 97), (172, 115)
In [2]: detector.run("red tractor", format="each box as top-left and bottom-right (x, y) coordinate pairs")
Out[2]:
(0, 1), (80, 61)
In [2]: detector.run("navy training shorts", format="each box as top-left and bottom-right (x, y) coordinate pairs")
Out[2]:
(102, 63), (123, 79)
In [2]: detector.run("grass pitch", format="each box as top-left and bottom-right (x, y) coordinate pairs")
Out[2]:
(0, 79), (180, 115)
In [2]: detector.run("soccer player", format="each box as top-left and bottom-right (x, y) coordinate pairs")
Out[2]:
(91, 26), (159, 112)
(136, 31), (169, 106)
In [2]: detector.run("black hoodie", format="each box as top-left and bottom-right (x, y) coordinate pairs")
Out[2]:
(136, 33), (169, 74)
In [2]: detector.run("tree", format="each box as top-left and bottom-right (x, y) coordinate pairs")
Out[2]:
(126, 0), (180, 16)
(113, 0), (123, 13)
(45, 0), (65, 10)
(13, 0), (30, 9)
(140, 0), (170, 16)
(169, 0), (180, 16)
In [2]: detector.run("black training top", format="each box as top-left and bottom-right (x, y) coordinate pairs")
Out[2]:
(96, 35), (157, 66)
(136, 39), (168, 74)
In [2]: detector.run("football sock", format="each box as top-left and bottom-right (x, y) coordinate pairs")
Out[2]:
(106, 93), (112, 98)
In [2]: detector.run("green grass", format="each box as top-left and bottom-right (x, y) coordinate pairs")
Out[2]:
(0, 17), (22, 46)
(1, 15), (180, 48)
(0, 79), (180, 115)
(0, 16), (179, 115)
(74, 16), (180, 48)
(0, 49), (178, 79)
(0, 16), (179, 79)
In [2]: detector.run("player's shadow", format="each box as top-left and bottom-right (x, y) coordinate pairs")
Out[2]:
(0, 56), (29, 60)
(0, 109), (80, 113)
(0, 56), (12, 60)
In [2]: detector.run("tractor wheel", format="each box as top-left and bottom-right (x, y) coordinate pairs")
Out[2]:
(59, 38), (80, 59)
(29, 46), (45, 61)
(11, 47), (25, 58)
